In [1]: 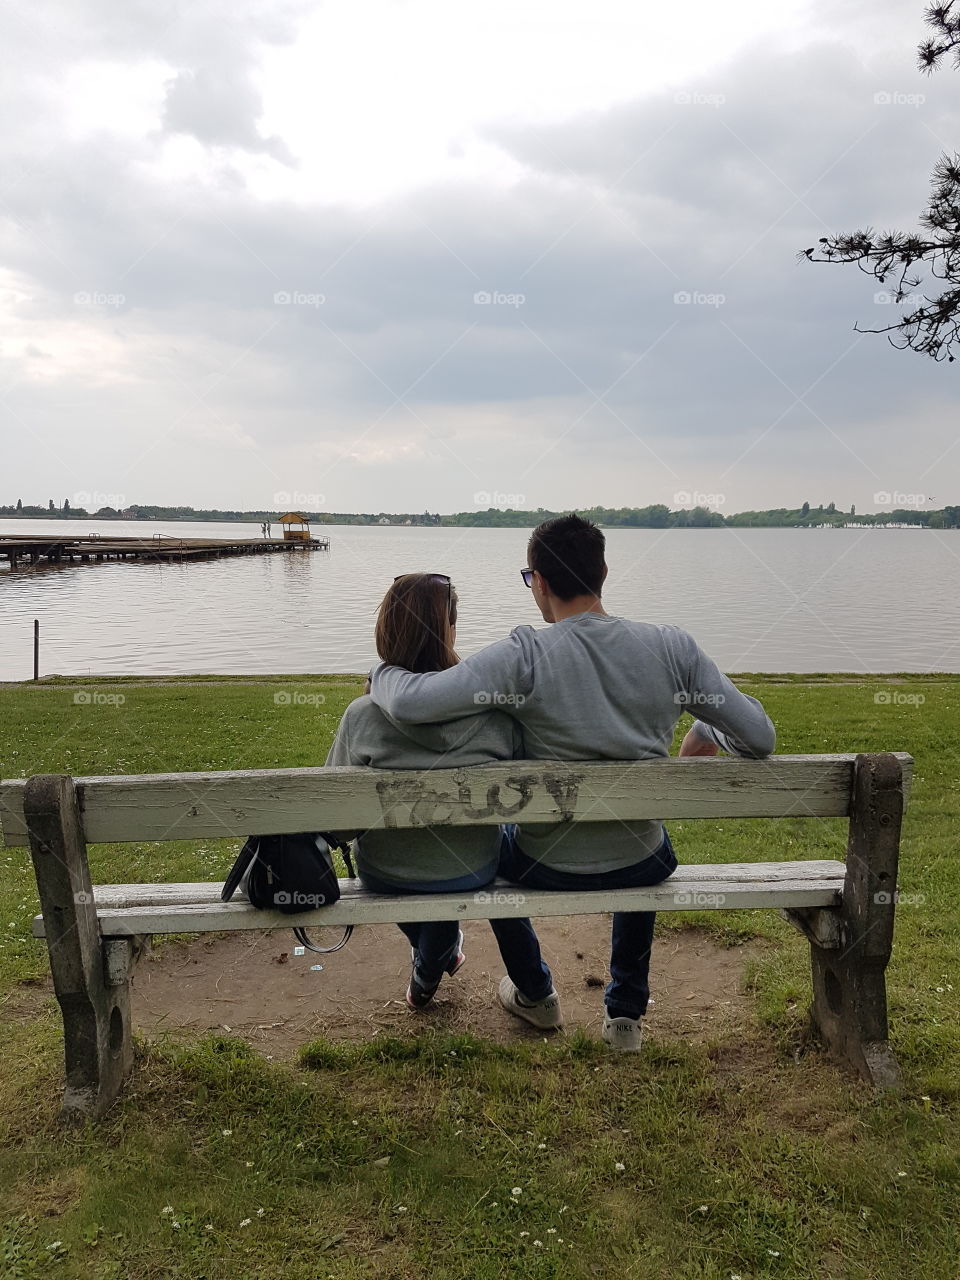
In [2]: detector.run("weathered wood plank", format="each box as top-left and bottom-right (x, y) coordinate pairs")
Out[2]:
(32, 865), (846, 937)
(30, 859), (847, 917)
(0, 754), (915, 847)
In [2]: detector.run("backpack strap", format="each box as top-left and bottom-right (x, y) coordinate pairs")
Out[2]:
(294, 834), (357, 952)
(293, 923), (354, 954)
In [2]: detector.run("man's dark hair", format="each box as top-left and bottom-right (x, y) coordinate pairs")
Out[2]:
(528, 513), (606, 600)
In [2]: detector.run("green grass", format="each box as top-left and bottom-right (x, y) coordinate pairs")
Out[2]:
(1, 675), (959, 1278)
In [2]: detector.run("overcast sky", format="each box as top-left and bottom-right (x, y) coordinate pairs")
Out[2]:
(1, 0), (958, 516)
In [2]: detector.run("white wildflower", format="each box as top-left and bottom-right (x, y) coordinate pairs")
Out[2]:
(239, 1218), (252, 1228)
(257, 1208), (265, 1217)
(615, 1162), (625, 1172)
(161, 1206), (174, 1215)
(698, 1204), (709, 1214)
(511, 1187), (522, 1197)
(221, 1129), (232, 1137)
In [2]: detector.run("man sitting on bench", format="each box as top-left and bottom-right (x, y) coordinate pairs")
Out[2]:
(369, 514), (776, 1051)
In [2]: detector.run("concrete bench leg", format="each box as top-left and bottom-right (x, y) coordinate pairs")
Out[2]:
(25, 774), (136, 1120)
(808, 753), (903, 1089)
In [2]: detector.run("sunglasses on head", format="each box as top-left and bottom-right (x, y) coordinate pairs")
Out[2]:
(394, 573), (451, 585)
(393, 573), (452, 602)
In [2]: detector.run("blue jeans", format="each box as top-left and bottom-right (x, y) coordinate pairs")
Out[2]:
(496, 827), (679, 1020)
(360, 859), (554, 999)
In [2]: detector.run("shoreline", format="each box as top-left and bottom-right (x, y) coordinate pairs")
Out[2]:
(1, 671), (955, 689)
(0, 515), (950, 531)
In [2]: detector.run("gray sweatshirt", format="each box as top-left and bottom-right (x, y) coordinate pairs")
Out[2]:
(324, 695), (520, 885)
(369, 612), (776, 874)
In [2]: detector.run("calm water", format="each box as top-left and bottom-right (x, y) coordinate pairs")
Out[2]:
(1, 519), (958, 680)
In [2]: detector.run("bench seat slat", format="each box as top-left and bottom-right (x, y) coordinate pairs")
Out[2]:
(44, 858), (848, 910)
(30, 860), (847, 937)
(1, 754), (915, 847)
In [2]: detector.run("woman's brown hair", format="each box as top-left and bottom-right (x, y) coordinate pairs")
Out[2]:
(375, 574), (459, 673)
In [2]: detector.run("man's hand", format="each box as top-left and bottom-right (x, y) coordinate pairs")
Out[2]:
(679, 727), (721, 757)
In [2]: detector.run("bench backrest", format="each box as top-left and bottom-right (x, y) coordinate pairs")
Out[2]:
(0, 754), (913, 848)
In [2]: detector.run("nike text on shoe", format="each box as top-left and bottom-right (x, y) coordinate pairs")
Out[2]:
(602, 1014), (644, 1052)
(498, 976), (564, 1030)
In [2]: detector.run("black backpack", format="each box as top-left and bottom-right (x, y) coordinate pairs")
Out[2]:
(222, 831), (356, 954)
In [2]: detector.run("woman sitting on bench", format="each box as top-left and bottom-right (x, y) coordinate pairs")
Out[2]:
(325, 573), (557, 1014)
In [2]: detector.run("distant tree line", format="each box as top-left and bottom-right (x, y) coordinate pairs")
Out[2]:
(2, 500), (958, 528)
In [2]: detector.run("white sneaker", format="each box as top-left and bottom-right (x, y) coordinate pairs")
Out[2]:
(498, 977), (564, 1030)
(602, 1014), (644, 1052)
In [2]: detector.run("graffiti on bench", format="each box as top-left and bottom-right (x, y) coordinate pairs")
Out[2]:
(375, 769), (586, 828)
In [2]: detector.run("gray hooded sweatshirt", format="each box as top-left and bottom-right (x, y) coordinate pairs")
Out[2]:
(325, 695), (521, 885)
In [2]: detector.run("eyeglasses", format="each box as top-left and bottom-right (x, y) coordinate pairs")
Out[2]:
(520, 568), (534, 588)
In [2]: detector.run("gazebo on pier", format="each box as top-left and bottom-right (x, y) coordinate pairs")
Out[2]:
(278, 512), (312, 542)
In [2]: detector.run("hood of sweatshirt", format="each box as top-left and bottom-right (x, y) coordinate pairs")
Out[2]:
(372, 699), (517, 756)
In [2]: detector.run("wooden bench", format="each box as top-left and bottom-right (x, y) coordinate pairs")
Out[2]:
(0, 751), (911, 1120)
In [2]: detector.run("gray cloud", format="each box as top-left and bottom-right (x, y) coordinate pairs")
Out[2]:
(1, 3), (958, 513)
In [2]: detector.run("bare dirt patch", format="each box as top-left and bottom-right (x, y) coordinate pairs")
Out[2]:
(129, 918), (761, 1057)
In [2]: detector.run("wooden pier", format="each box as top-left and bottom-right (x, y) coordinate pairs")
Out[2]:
(0, 533), (330, 570)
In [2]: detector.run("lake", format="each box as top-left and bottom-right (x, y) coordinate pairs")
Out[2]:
(0, 519), (957, 680)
